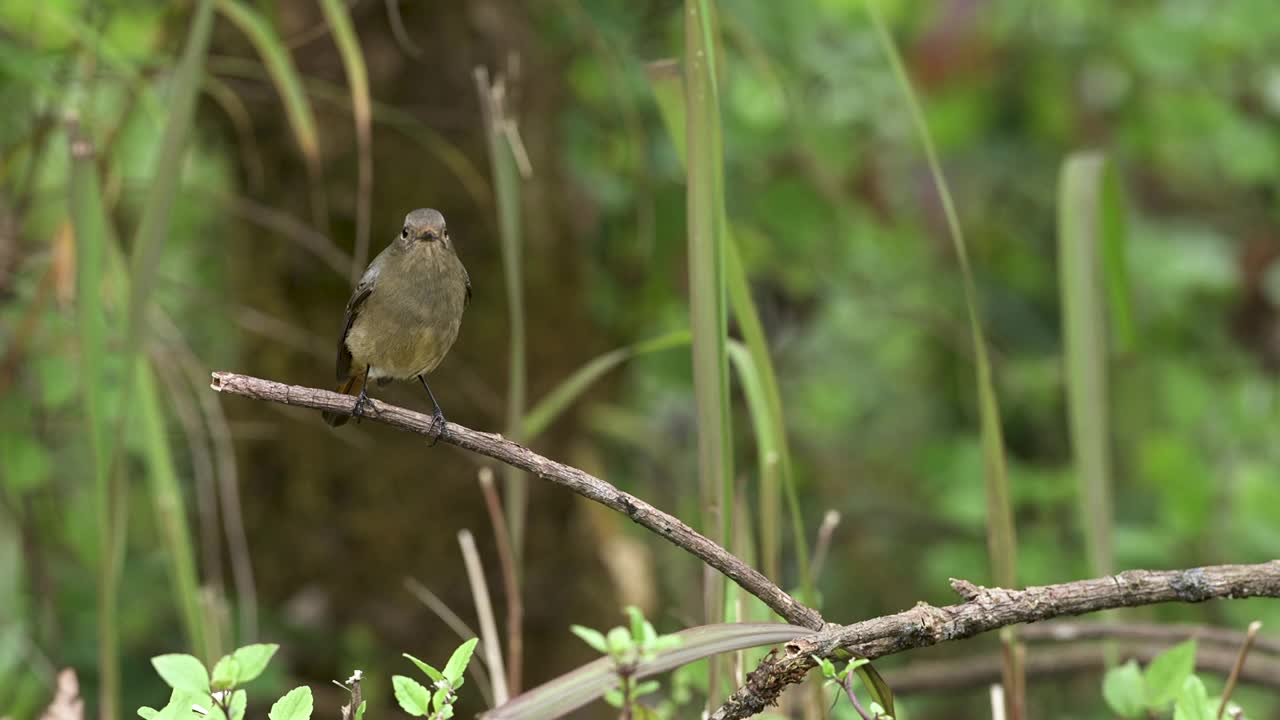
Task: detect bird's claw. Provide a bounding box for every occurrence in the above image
[427,408,447,446]
[351,389,370,423]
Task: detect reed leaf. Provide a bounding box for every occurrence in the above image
[317,0,372,281]
[521,330,691,442]
[864,1,1020,712]
[1058,152,1125,579]
[482,623,811,720]
[69,134,122,720]
[215,0,324,222]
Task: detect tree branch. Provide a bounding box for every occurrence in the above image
[208,371,825,630]
[710,563,1280,719]
[883,642,1280,694]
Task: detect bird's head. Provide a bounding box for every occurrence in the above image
[399,208,452,250]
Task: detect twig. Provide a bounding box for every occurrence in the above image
[1021,620,1280,655]
[478,468,523,694]
[208,372,825,630]
[710,565,1280,719]
[459,529,510,705]
[1217,621,1261,719]
[882,642,1280,694]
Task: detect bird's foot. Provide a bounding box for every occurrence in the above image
[427,407,448,446]
[351,388,370,423]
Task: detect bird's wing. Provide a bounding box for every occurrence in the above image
[335,257,383,381]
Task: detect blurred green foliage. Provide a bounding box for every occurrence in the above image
[2,1,1279,719]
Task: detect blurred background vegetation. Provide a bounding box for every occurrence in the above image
[2,0,1279,718]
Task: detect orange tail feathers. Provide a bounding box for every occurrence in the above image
[321,374,358,427]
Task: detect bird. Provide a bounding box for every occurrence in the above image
[321,208,470,437]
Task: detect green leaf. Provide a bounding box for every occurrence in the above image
[353,701,365,720]
[1058,151,1122,579]
[1146,640,1197,707]
[606,627,633,656]
[402,653,445,684]
[268,686,313,720]
[154,690,203,720]
[137,707,158,719]
[626,606,646,643]
[633,680,660,697]
[649,635,683,652]
[1173,675,1210,720]
[442,638,478,686]
[214,0,321,174]
[211,656,240,690]
[521,331,690,440]
[231,644,279,684]
[853,661,895,719]
[432,687,451,714]
[391,676,431,717]
[1102,660,1147,717]
[228,690,247,720]
[603,688,624,708]
[811,656,836,679]
[151,654,210,693]
[570,626,608,654]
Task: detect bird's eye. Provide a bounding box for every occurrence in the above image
[401,227,409,239]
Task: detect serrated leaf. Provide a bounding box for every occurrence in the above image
[570,626,608,654]
[268,686,313,720]
[403,653,445,684]
[231,643,279,684]
[211,656,240,690]
[1173,675,1210,720]
[228,691,247,720]
[442,638,478,686]
[137,707,158,719]
[1146,639,1197,707]
[151,654,210,693]
[1103,660,1146,717]
[156,690,203,720]
[391,676,431,717]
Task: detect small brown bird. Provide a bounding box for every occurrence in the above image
[321,208,470,435]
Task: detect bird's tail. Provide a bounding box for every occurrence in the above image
[321,374,358,427]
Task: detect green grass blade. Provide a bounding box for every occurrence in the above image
[725,237,807,596]
[124,0,214,368]
[648,60,807,598]
[68,132,122,720]
[317,0,372,282]
[215,0,325,223]
[864,1,1020,711]
[645,60,687,166]
[521,330,691,441]
[685,0,735,704]
[685,0,733,615]
[137,357,208,658]
[1058,152,1120,579]
[475,68,529,563]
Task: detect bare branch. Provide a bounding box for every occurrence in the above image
[208,371,825,630]
[710,563,1280,719]
[885,642,1280,694]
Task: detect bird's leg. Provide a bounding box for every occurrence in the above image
[351,366,372,422]
[418,375,447,444]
